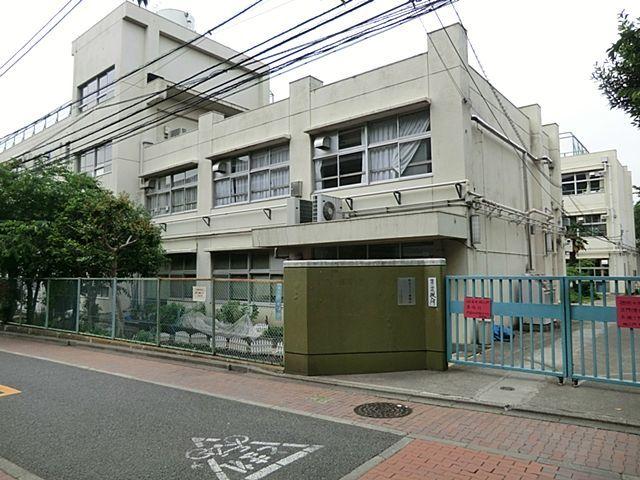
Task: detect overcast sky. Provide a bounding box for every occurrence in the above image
[0,0,637,185]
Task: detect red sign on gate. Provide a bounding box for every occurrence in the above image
[616,295,640,329]
[464,297,492,319]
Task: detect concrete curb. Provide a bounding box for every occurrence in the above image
[2,328,639,434]
[0,457,44,480]
[0,326,282,375]
[340,437,413,480]
[268,371,640,434]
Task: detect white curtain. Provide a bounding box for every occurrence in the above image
[270,167,290,196]
[250,170,270,200]
[399,111,430,137]
[251,150,269,169]
[231,176,248,202]
[368,118,397,144]
[270,146,289,165]
[399,140,428,176]
[214,178,230,205]
[369,145,398,182]
[184,186,197,210]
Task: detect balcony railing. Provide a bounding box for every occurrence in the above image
[0,101,73,154]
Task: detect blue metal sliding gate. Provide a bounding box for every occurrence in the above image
[446,275,640,387]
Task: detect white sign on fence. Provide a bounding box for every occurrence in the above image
[427,277,438,308]
[192,286,207,302]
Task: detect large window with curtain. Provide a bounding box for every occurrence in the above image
[146,168,198,217]
[214,145,289,206]
[313,109,431,190]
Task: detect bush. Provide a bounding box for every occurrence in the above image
[215,301,258,323]
[159,303,185,326]
[133,329,154,343]
[261,325,284,340]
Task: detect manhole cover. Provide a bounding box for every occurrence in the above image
[353,402,412,418]
[500,386,515,391]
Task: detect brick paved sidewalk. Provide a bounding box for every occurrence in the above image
[0,335,638,480]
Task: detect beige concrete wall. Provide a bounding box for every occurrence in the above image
[562,149,638,276]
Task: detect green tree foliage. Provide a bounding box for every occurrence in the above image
[593,12,640,127]
[0,160,165,323]
[565,224,588,263]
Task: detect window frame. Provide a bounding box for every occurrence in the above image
[213,145,290,207]
[79,67,115,112]
[78,143,112,178]
[561,170,604,196]
[568,214,607,237]
[212,251,283,304]
[146,167,198,218]
[313,110,432,192]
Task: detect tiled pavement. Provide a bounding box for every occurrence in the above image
[0,334,638,480]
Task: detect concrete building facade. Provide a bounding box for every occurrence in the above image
[560,134,638,277]
[0,3,566,284]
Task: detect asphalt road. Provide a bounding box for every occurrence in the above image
[0,352,399,480]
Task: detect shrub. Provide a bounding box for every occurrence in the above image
[133,329,154,343]
[159,303,185,326]
[215,300,258,323]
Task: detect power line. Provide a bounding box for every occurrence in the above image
[23,0,367,158]
[36,0,455,167]
[52,0,455,163]
[0,0,266,145]
[66,2,436,166]
[0,0,85,80]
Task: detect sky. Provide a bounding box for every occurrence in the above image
[0,0,637,185]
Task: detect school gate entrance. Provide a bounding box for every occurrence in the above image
[446,275,640,387]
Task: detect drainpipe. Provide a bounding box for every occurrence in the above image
[522,152,533,272]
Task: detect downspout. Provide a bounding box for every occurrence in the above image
[521,152,533,272]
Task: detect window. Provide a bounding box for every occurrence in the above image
[575,259,609,277]
[568,214,607,237]
[159,253,197,299]
[146,168,197,217]
[79,67,115,111]
[562,170,604,195]
[214,145,289,206]
[78,143,112,177]
[313,110,431,190]
[212,251,283,303]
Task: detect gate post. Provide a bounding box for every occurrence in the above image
[445,277,451,362]
[561,277,573,382]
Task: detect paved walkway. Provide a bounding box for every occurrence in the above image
[0,334,638,480]
[323,366,640,428]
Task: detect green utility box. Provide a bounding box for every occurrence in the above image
[284,259,447,376]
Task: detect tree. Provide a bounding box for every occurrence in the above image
[593,11,640,127]
[0,160,165,324]
[565,223,588,263]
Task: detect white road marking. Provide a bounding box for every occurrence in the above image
[187,435,323,479]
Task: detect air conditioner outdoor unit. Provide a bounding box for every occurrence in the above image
[212,162,226,175]
[168,127,188,138]
[286,197,313,225]
[312,194,343,222]
[139,178,156,189]
[313,135,331,151]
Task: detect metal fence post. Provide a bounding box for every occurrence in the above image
[211,277,216,355]
[156,279,161,346]
[111,278,117,339]
[445,277,451,362]
[75,278,81,333]
[561,277,573,382]
[45,279,50,329]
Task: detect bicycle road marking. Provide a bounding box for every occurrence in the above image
[186,435,323,480]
